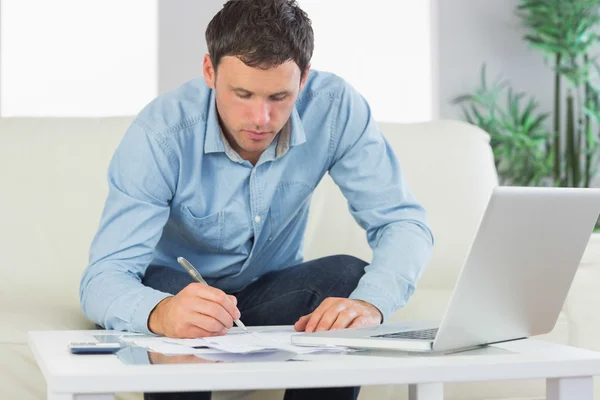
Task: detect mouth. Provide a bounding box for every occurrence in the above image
[243,130,272,140]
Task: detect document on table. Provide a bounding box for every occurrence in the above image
[120,327,348,355]
[118,337,226,355]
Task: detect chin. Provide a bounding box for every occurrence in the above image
[242,138,271,150]
[244,144,270,154]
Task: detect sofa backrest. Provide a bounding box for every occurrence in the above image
[0,117,131,314]
[304,120,499,290]
[0,117,497,321]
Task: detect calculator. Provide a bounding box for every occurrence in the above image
[68,342,122,354]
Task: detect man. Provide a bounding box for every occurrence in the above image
[80,0,434,399]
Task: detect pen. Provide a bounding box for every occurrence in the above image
[177,256,248,332]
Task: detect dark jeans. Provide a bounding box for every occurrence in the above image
[142,255,367,400]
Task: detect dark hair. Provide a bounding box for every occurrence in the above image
[206,0,314,78]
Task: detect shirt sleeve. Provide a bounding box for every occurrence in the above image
[327,81,435,321]
[79,119,178,334]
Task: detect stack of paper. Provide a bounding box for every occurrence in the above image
[120,327,348,356]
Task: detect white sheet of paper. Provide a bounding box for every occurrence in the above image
[119,337,223,355]
[160,337,209,348]
[124,327,349,355]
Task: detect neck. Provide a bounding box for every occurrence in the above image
[218,119,263,165]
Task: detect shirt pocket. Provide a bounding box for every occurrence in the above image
[177,206,224,253]
[270,181,314,237]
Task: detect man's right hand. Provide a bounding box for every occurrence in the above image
[148,283,241,338]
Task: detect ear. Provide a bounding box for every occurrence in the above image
[203,54,216,89]
[299,64,311,92]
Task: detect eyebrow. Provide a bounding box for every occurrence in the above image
[229,85,292,97]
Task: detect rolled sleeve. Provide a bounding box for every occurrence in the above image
[329,81,434,317]
[79,120,179,333]
[130,288,174,334]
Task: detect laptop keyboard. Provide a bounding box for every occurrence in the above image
[373,328,439,341]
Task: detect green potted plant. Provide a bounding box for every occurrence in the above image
[453,0,600,233]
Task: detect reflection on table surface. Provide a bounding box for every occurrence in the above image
[116,345,303,365]
[102,333,514,366]
[148,352,223,364]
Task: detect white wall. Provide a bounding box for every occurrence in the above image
[0,0,554,122]
[0,0,158,117]
[158,0,224,95]
[300,1,433,123]
[0,1,436,121]
[0,0,2,114]
[436,0,553,120]
[158,1,434,123]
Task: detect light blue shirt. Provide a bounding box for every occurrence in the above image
[80,70,434,334]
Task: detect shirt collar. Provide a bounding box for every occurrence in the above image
[204,90,225,154]
[276,107,306,158]
[204,89,307,159]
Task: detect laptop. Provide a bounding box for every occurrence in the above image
[292,186,600,353]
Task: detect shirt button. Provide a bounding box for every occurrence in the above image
[254,216,261,223]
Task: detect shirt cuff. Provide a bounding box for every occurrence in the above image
[130,288,173,335]
[349,282,410,323]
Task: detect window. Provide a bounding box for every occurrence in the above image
[0,0,158,117]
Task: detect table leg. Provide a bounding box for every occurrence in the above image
[47,393,115,400]
[408,383,443,400]
[547,376,593,400]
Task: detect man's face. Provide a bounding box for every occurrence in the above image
[203,55,309,163]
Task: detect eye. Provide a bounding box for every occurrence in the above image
[271,95,288,102]
[237,93,251,99]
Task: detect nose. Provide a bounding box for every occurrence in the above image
[251,101,270,127]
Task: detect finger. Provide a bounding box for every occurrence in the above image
[305,301,333,333]
[347,315,380,329]
[187,313,229,334]
[186,326,227,338]
[228,295,238,307]
[294,313,312,331]
[171,318,227,338]
[314,303,345,332]
[330,308,359,330]
[192,299,235,329]
[189,284,240,319]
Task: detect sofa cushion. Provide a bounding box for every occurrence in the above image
[0,117,131,316]
[0,301,94,344]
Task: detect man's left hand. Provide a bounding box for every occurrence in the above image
[294,297,382,333]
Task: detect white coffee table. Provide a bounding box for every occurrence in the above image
[29,328,600,400]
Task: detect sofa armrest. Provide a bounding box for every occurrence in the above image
[579,234,600,272]
[562,234,600,350]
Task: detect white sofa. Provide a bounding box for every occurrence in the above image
[1,117,600,400]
